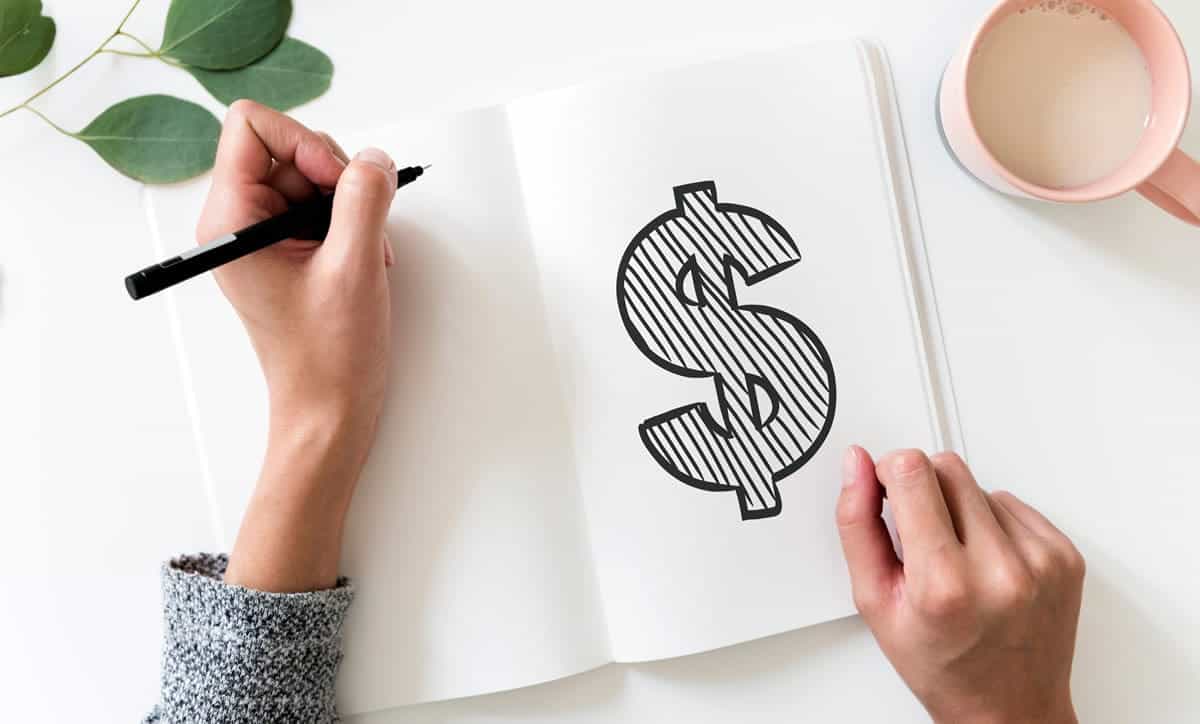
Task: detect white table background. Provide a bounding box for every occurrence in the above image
[2,1,1197,722]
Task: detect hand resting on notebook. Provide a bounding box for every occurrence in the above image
[147,103,1084,723]
[838,446,1085,724]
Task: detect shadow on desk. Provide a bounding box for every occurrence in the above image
[1010,120,1200,295]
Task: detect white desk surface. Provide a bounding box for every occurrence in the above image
[1,1,1197,722]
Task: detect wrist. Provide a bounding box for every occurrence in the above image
[261,400,378,507]
[225,403,378,592]
[268,384,381,433]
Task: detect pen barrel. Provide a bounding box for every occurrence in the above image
[125,164,429,301]
[281,192,337,241]
[124,194,337,300]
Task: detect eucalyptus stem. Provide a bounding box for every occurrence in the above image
[103,32,185,68]
[0,45,102,120]
[0,0,147,122]
[20,104,77,138]
[116,31,158,56]
[115,0,145,32]
[100,48,154,59]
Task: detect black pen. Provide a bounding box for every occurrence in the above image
[125,165,429,300]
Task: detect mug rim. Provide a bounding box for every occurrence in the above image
[953,0,1191,202]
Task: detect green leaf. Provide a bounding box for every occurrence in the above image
[0,0,55,77]
[160,0,291,70]
[77,95,221,184]
[186,37,332,110]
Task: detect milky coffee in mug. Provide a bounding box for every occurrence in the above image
[939,0,1200,226]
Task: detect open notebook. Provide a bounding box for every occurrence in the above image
[145,38,960,714]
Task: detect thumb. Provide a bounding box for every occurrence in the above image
[321,147,397,271]
[835,445,901,618]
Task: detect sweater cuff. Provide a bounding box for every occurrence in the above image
[154,553,354,723]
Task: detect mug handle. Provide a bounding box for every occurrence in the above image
[1137,148,1200,226]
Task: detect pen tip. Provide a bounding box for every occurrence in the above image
[422,164,432,170]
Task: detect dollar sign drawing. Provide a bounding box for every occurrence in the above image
[615,181,836,520]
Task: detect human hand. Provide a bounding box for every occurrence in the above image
[196,100,399,592]
[836,447,1085,724]
[197,99,396,426]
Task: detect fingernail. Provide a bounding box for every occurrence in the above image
[842,446,858,488]
[355,147,395,172]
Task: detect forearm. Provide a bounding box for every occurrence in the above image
[144,407,374,722]
[224,402,376,592]
[145,104,392,722]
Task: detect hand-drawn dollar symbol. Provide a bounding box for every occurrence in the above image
[616,181,836,520]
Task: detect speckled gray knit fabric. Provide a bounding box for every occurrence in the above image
[142,553,354,723]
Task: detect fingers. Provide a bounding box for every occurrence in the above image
[990,491,1086,585]
[268,132,397,264]
[929,452,1006,551]
[322,147,397,271]
[316,133,394,266]
[836,446,901,615]
[876,449,961,562]
[317,131,349,166]
[213,100,345,189]
[266,161,319,203]
[985,493,1046,574]
[985,492,1030,541]
[990,491,1064,542]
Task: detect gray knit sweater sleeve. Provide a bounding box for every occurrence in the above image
[143,554,354,723]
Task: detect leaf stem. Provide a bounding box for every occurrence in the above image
[115,0,145,34]
[104,33,185,68]
[100,48,155,59]
[20,104,77,139]
[115,31,158,56]
[2,47,103,117]
[0,0,148,120]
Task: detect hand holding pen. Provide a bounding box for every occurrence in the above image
[190,100,400,592]
[125,110,426,300]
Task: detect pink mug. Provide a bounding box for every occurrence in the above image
[939,0,1200,226]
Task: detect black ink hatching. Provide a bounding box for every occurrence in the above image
[615,181,836,520]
